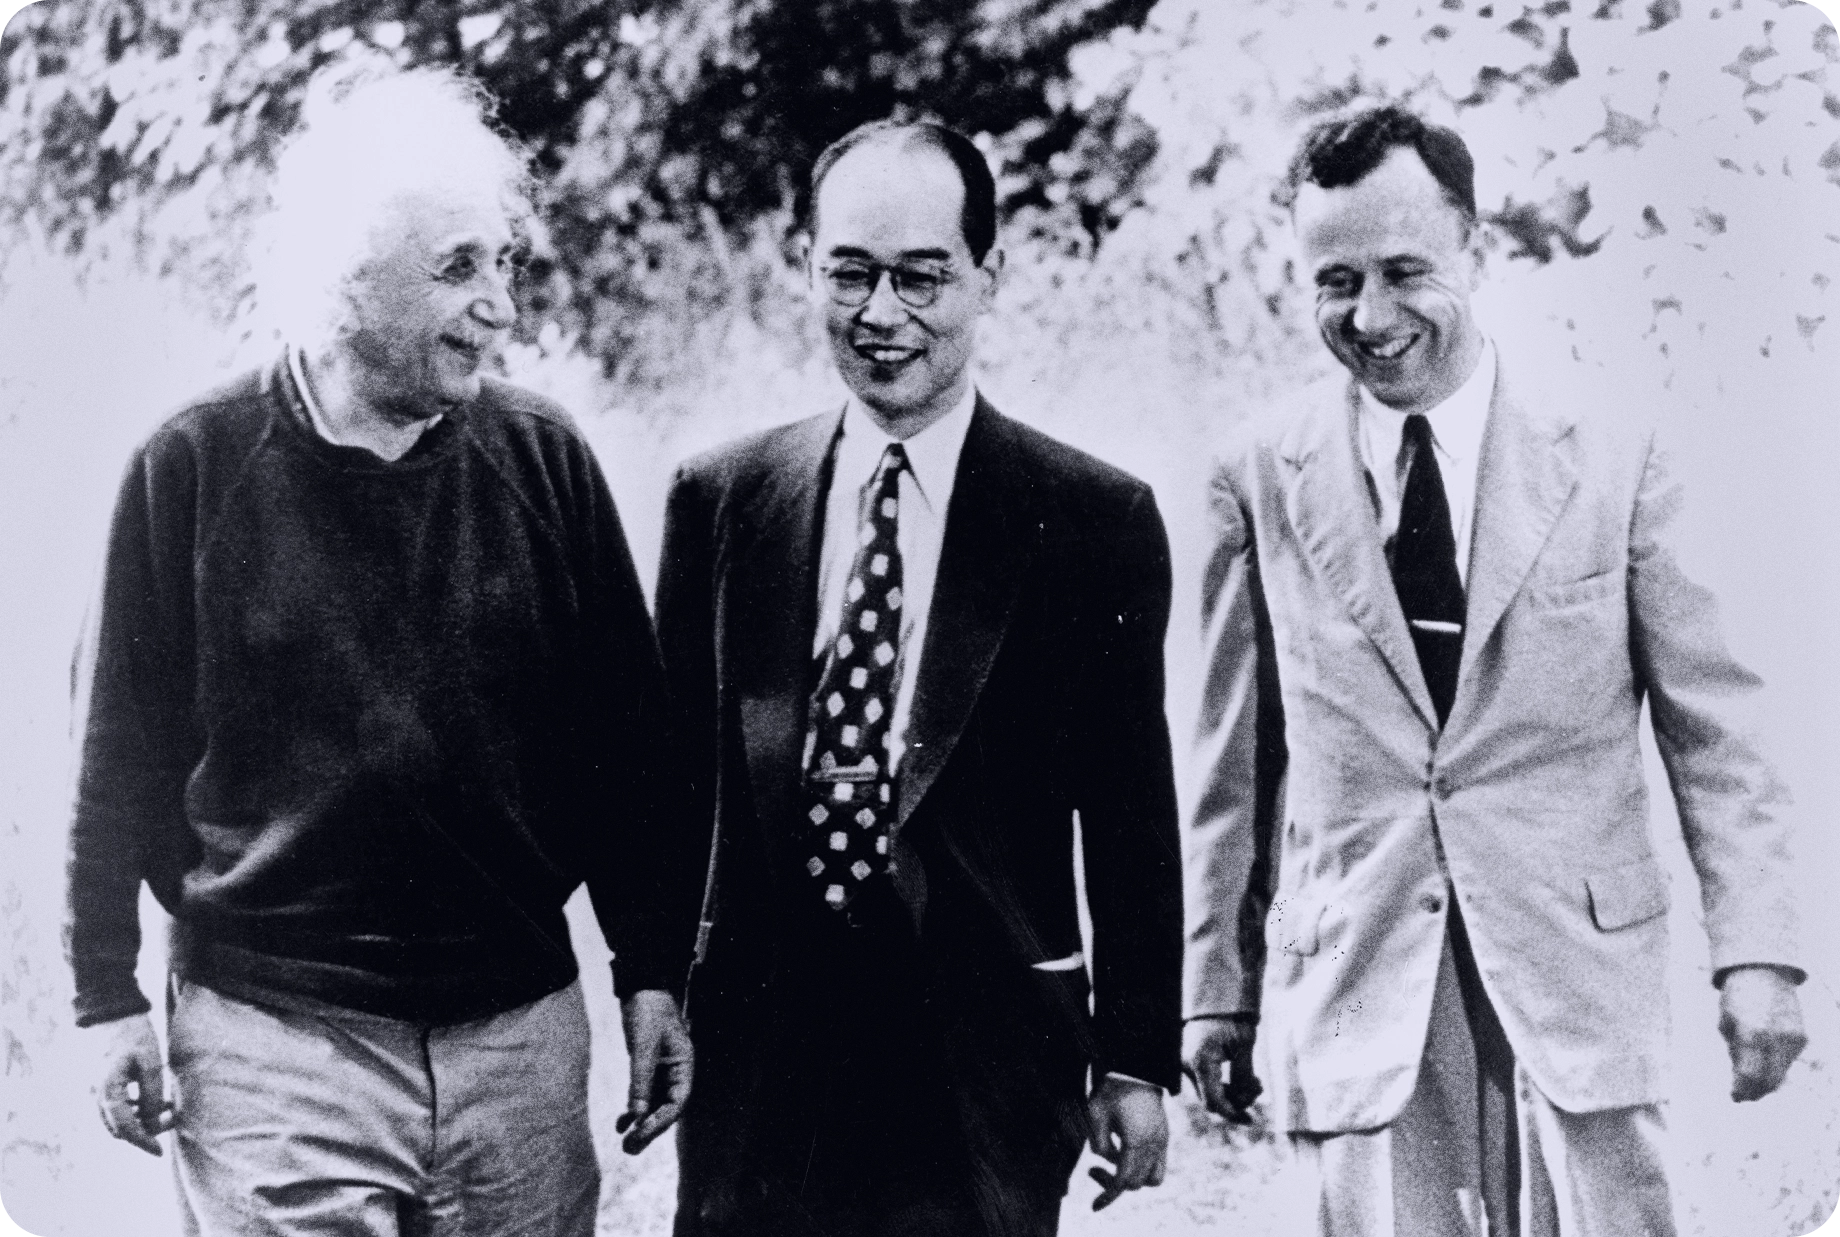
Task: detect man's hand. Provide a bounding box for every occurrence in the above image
[93,1014,172,1155]
[1182,1015,1261,1123]
[1718,965,1807,1102]
[1084,1076,1168,1211]
[615,989,693,1154]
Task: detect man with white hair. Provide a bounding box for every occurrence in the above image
[63,68,700,1235]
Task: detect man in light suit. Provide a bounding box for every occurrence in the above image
[655,120,1183,1237]
[1182,106,1808,1236]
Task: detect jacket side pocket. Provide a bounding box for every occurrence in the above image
[1585,860,1670,931]
[1273,898,1324,957]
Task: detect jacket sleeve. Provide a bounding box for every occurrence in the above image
[649,463,723,976]
[1075,483,1184,1093]
[65,442,202,1027]
[654,465,720,842]
[1182,446,1284,1021]
[570,445,706,999]
[1626,429,1800,980]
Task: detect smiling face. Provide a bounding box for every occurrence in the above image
[339,188,519,424]
[1294,146,1484,413]
[808,140,1000,439]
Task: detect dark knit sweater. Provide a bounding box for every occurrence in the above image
[65,355,700,1027]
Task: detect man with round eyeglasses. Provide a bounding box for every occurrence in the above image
[656,118,1184,1237]
[818,258,955,310]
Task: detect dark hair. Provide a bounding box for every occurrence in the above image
[1281,106,1476,226]
[806,120,998,265]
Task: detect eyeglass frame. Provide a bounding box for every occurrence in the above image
[817,259,961,310]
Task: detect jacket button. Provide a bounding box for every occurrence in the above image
[1421,893,1444,914]
[1432,776,1453,799]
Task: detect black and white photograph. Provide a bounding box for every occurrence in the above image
[2,1,1838,1235]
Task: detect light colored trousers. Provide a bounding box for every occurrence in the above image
[1294,924,1675,1237]
[167,976,600,1237]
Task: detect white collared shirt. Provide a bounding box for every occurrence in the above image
[812,384,978,776]
[288,346,442,454]
[288,347,342,442]
[1356,338,1497,587]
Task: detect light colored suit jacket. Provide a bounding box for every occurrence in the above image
[1184,347,1799,1133]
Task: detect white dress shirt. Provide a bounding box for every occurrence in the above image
[289,347,344,440]
[289,346,442,455]
[1356,338,1497,587]
[812,383,978,777]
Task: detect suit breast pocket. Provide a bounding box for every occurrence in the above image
[1526,567,1622,610]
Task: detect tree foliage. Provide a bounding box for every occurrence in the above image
[0,0,1159,379]
[3,0,1834,402]
[1019,0,1840,404]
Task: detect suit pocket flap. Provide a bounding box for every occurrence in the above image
[1585,861,1670,931]
[1273,898,1323,957]
[1527,568,1621,609]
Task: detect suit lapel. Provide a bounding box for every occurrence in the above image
[735,411,841,846]
[1281,382,1438,730]
[1457,359,1580,691]
[897,399,1029,830]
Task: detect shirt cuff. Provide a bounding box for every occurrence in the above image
[1713,962,1807,988]
[1102,1071,1165,1094]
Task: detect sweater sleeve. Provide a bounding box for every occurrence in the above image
[567,443,705,1000]
[65,440,203,1027]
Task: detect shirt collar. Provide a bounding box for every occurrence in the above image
[838,382,979,509]
[287,346,338,441]
[287,345,445,447]
[1358,337,1497,463]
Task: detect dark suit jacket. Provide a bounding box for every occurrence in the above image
[656,397,1182,1234]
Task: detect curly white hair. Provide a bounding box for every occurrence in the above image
[254,65,534,350]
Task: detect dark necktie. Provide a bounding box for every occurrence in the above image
[803,443,907,911]
[1391,414,1465,726]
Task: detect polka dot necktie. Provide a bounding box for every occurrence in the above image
[803,442,907,912]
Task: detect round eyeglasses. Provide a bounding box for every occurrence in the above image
[819,262,952,310]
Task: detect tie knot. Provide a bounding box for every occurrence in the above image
[877,442,909,477]
[1403,414,1436,452]
[867,442,909,499]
